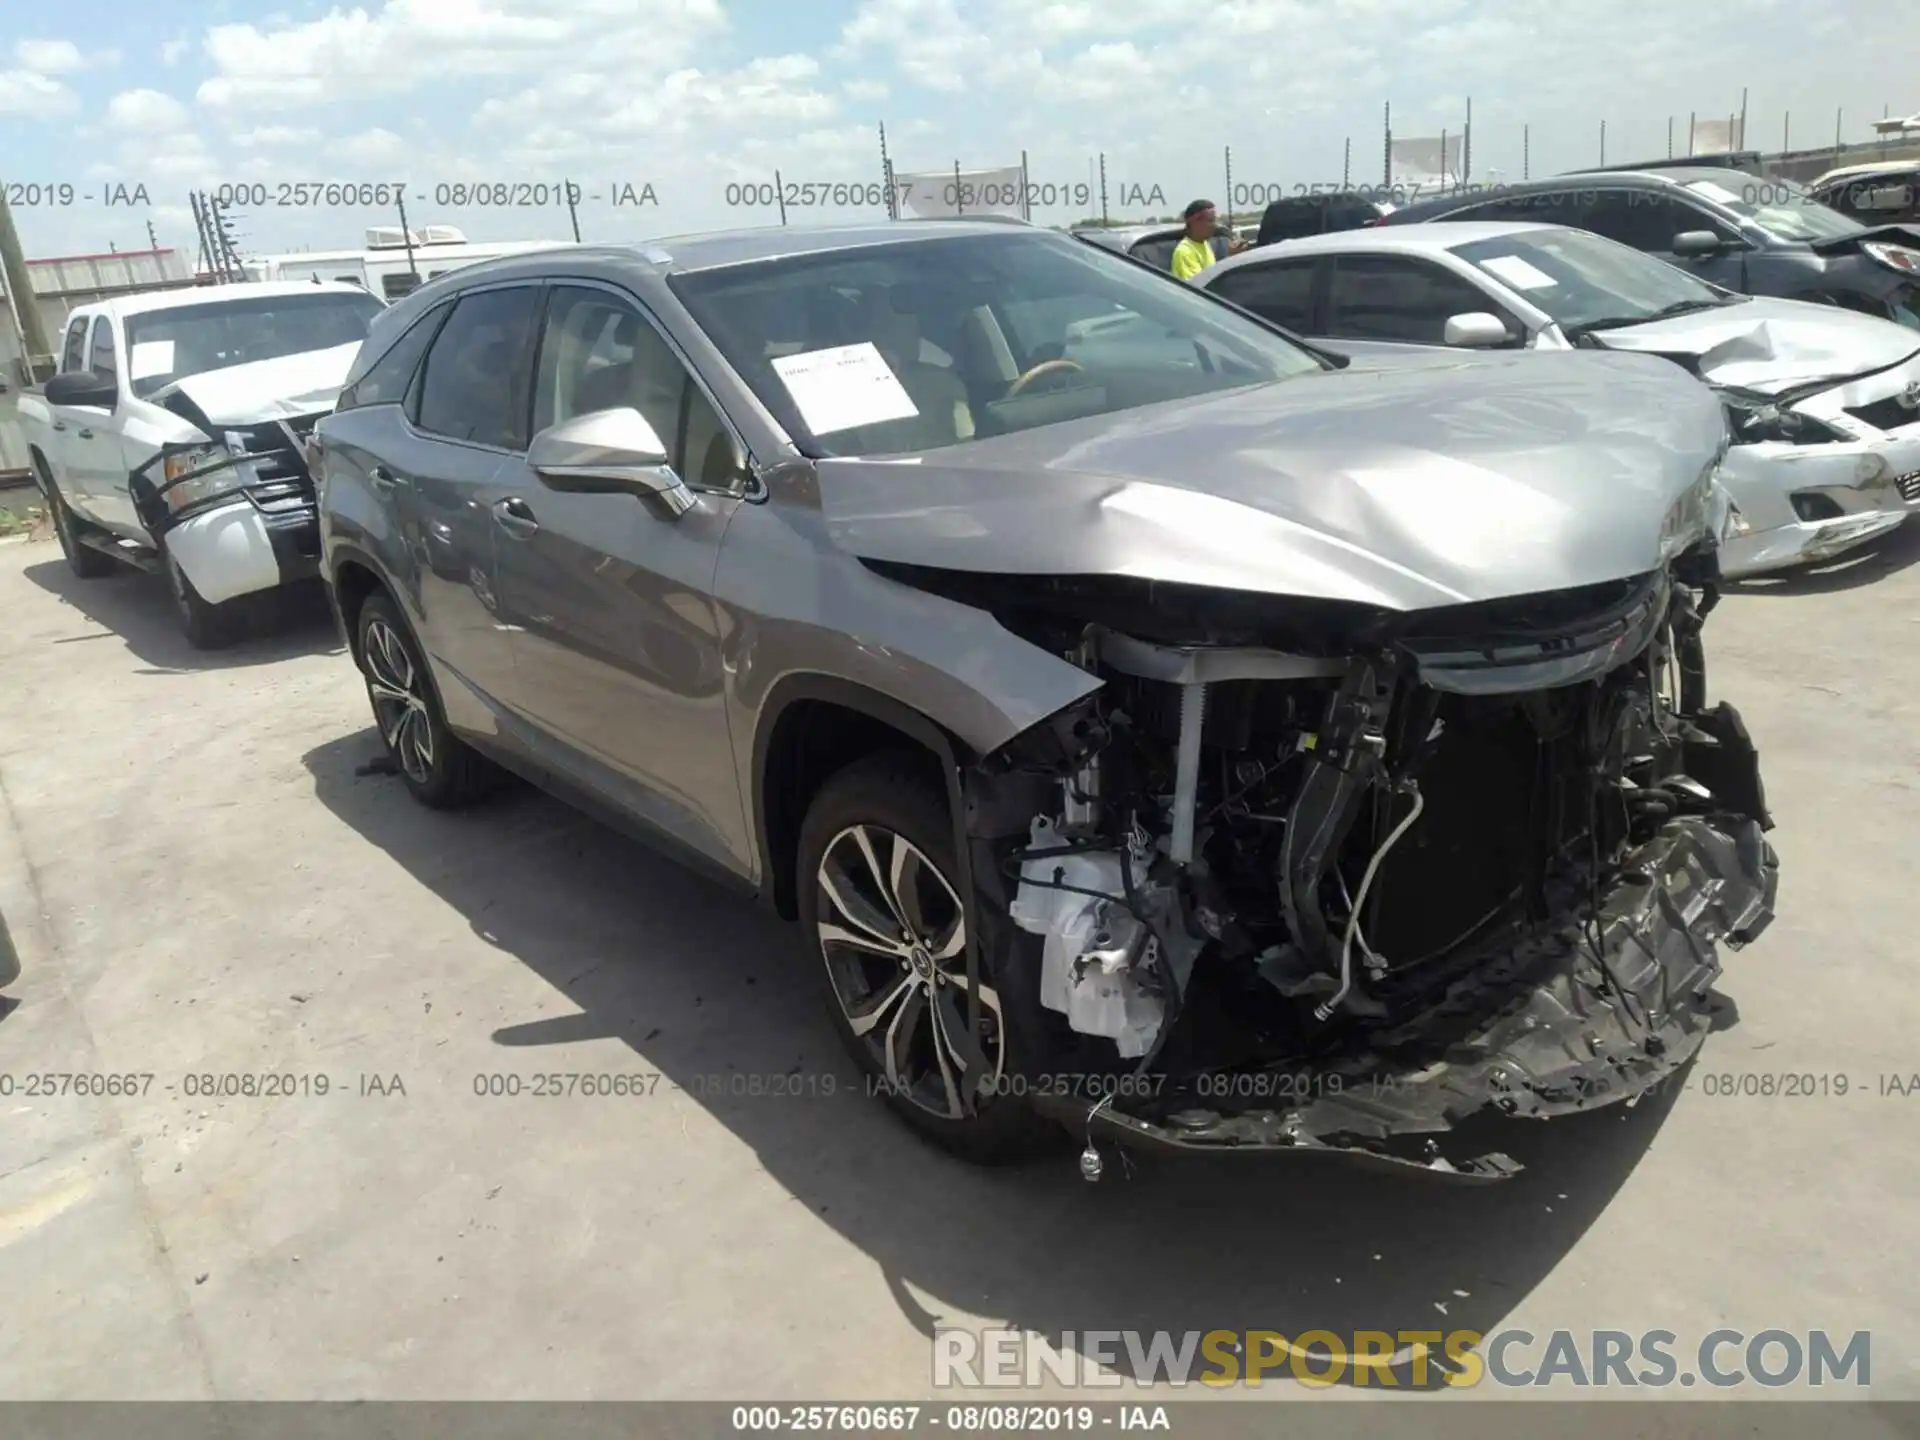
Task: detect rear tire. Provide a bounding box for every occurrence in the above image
[356,591,500,809]
[48,482,116,580]
[796,752,1060,1164]
[163,546,242,650]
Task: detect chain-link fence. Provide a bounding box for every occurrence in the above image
[867,99,1920,233]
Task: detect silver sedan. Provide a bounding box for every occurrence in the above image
[1200,220,1920,578]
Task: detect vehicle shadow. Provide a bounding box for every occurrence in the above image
[303,726,1688,1392]
[21,557,343,672]
[1723,515,1920,597]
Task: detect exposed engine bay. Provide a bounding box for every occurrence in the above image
[928,555,1780,1178]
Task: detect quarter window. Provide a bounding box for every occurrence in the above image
[88,318,119,385]
[338,301,452,412]
[61,316,89,374]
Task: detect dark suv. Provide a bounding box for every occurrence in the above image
[1379,167,1920,327]
[1253,191,1394,245]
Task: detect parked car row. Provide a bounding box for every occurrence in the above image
[18,220,1788,1182]
[1375,167,1920,327]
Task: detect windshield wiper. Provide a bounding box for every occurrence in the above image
[1641,297,1735,320]
[1568,297,1732,339]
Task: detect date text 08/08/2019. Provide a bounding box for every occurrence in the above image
[723,180,1119,210]
[208,181,659,209]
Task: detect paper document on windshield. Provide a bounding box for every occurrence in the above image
[771,343,918,436]
[1480,255,1558,291]
[1686,181,1745,207]
[129,340,175,380]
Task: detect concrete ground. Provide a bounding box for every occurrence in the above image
[0,523,1917,1404]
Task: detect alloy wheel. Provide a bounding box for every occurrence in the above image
[814,823,1004,1119]
[363,616,435,784]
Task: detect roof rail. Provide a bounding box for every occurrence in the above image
[1563,152,1766,176]
[901,212,1034,225]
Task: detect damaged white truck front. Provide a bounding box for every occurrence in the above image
[18,281,385,648]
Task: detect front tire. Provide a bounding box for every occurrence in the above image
[796,752,1058,1163]
[49,483,116,580]
[356,592,499,809]
[163,546,242,650]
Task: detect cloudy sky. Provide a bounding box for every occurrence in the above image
[2,0,1914,260]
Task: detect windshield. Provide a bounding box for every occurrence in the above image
[1683,176,1864,243]
[124,291,386,398]
[668,231,1325,457]
[1450,227,1732,332]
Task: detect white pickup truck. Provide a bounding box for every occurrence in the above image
[19,281,385,647]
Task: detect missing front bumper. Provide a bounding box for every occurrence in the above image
[1036,813,1779,1181]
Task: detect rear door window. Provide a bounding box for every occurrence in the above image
[1326,254,1511,344]
[1207,258,1319,331]
[1579,191,1727,252]
[1129,236,1180,271]
[411,286,543,450]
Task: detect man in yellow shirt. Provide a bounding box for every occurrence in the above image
[1170,199,1245,280]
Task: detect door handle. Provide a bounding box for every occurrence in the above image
[50,420,67,432]
[492,497,540,538]
[368,464,409,489]
[77,427,95,439]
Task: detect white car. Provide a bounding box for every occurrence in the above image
[1196,221,1920,578]
[18,281,385,646]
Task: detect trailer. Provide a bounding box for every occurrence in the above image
[241,225,575,300]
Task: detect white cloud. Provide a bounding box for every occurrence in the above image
[332,127,410,166]
[14,39,85,74]
[197,0,728,110]
[232,124,324,148]
[477,50,838,154]
[6,0,1918,253]
[836,0,1000,92]
[101,87,218,188]
[0,69,77,115]
[105,88,192,132]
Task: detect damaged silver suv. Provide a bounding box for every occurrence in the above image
[314,220,1778,1178]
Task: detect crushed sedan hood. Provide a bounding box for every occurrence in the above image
[1587,295,1920,394]
[818,350,1725,612]
[150,342,361,428]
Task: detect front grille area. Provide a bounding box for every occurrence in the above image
[1895,469,1920,503]
[1845,396,1920,433]
[234,416,321,508]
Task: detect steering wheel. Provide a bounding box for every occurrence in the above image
[1006,357,1085,397]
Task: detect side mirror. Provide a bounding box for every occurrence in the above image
[1671,230,1724,258]
[45,369,118,409]
[1443,311,1513,348]
[527,407,694,516]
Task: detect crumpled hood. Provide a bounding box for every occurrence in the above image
[1588,296,1920,394]
[817,349,1726,612]
[150,342,361,426]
